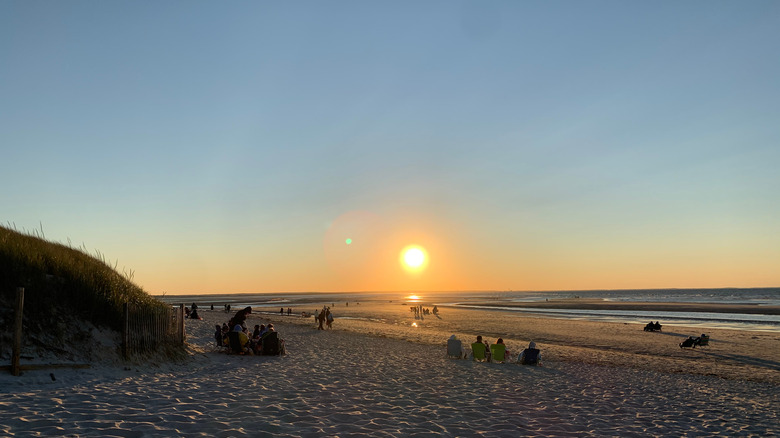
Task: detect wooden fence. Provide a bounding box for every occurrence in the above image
[122,303,185,358]
[7,288,186,375]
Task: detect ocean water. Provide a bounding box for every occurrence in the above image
[157,288,780,332]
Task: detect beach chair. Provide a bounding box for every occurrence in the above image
[490,344,506,363]
[447,338,465,359]
[471,342,487,361]
[261,331,285,356]
[227,331,249,354]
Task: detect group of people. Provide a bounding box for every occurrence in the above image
[215,306,286,355]
[184,302,201,320]
[679,333,709,349]
[314,306,334,330]
[447,335,542,366]
[410,305,439,318]
[643,321,663,332]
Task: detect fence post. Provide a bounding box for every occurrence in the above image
[11,287,24,376]
[179,304,185,344]
[122,302,129,360]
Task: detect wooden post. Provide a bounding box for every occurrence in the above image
[11,287,24,376]
[122,302,129,360]
[179,304,185,344]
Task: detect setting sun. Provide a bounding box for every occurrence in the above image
[400,245,428,273]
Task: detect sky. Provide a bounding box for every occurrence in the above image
[2,1,779,294]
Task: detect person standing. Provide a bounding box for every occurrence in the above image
[326,309,334,329]
[317,308,326,330]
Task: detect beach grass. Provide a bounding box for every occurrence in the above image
[0,224,167,332]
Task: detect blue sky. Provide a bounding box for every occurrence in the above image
[2,1,779,293]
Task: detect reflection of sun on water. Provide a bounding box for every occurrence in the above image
[411,322,418,327]
[406,294,421,302]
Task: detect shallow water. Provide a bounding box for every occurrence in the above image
[160,288,780,332]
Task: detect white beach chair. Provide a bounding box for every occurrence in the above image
[447,337,466,359]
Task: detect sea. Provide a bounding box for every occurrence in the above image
[157,288,780,332]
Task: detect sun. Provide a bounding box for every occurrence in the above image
[405,248,425,267]
[400,245,428,272]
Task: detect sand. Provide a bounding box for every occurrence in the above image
[1,299,778,437]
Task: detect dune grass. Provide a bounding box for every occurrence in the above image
[0,224,168,333]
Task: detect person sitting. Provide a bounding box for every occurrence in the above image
[679,336,696,348]
[261,323,273,337]
[490,338,510,363]
[694,334,710,347]
[644,321,655,332]
[228,306,252,331]
[653,321,662,331]
[471,336,488,361]
[496,338,510,357]
[518,341,542,366]
[260,326,286,355]
[447,335,466,359]
[227,325,252,354]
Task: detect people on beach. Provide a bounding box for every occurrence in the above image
[489,338,509,363]
[644,321,663,332]
[317,307,326,330]
[228,306,252,330]
[447,334,465,359]
[679,336,697,349]
[471,336,488,361]
[257,324,286,355]
[518,341,542,366]
[326,309,334,329]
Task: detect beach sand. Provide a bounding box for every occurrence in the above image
[1,300,778,436]
[277,299,780,385]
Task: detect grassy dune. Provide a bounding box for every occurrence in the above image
[0,225,167,332]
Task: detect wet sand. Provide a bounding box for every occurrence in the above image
[465,298,780,315]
